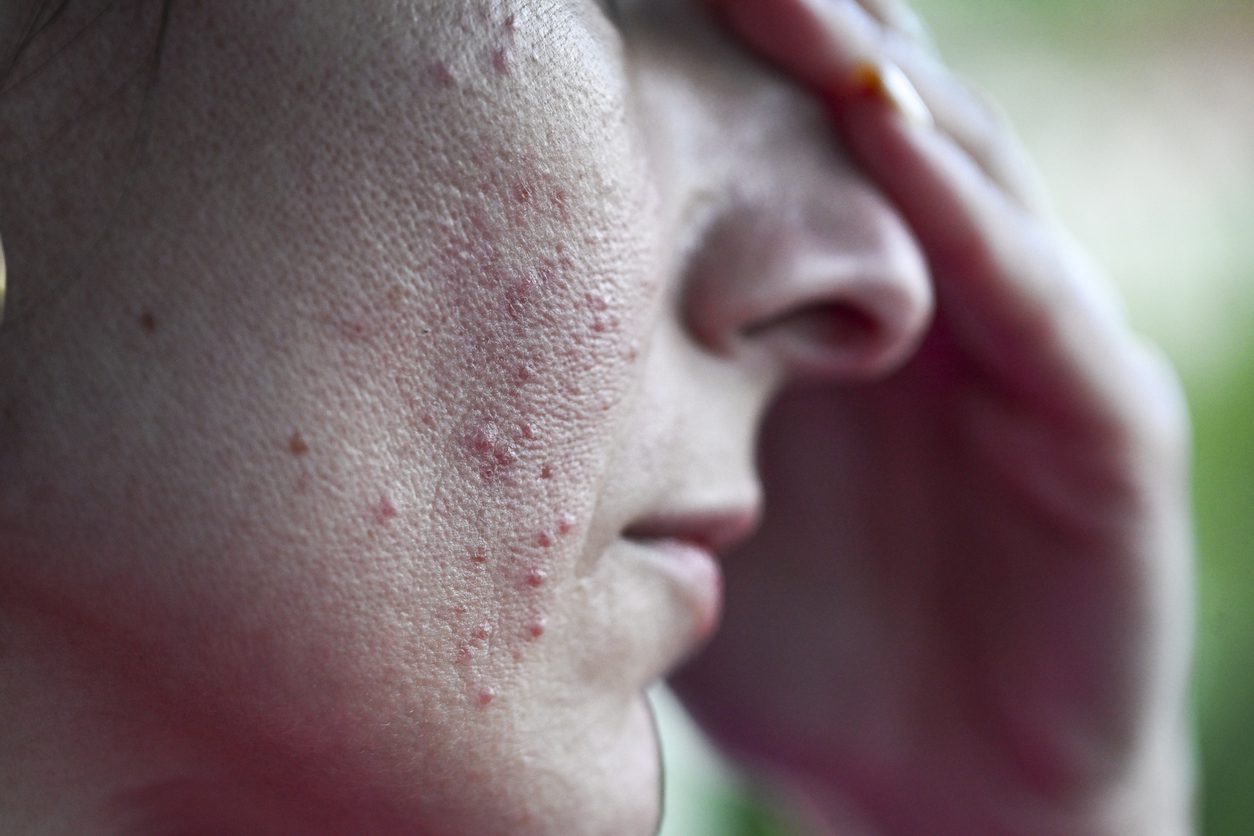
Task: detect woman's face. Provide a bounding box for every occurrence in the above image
[0,0,929,831]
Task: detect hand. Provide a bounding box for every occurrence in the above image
[672,2,1195,833]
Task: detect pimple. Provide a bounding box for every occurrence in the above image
[528,619,546,639]
[556,513,575,536]
[138,310,158,334]
[534,532,552,548]
[524,569,547,589]
[420,413,436,428]
[477,687,496,708]
[372,496,398,524]
[456,645,474,665]
[516,363,536,383]
[470,550,489,565]
[491,46,510,76]
[590,314,619,333]
[338,319,370,343]
[463,420,519,481]
[288,431,310,456]
[428,60,456,88]
[472,622,494,641]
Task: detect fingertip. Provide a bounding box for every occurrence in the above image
[849,59,934,129]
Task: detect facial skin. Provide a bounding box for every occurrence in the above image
[0,1,932,833]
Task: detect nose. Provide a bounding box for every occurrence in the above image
[682,157,934,383]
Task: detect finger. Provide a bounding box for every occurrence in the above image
[712,0,1148,434]
[855,0,934,48]
[882,36,1054,216]
[709,0,1049,214]
[838,87,1143,431]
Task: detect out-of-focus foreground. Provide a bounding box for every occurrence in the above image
[658,1,1254,833]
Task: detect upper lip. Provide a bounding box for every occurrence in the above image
[621,504,762,556]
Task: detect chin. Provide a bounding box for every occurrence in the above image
[523,693,664,836]
[387,691,663,836]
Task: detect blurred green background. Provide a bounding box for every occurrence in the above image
[656,1,1254,833]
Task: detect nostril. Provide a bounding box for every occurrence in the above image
[744,301,881,351]
[742,300,912,380]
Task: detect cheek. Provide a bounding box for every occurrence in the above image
[408,149,659,666]
[301,74,664,706]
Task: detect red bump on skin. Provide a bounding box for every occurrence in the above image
[557,514,575,536]
[470,551,488,565]
[428,60,456,88]
[477,687,496,708]
[525,569,547,589]
[288,431,310,456]
[456,646,474,665]
[373,496,398,524]
[528,621,546,639]
[472,622,494,641]
[492,46,510,76]
[464,420,519,481]
[512,182,532,205]
[421,413,436,428]
[534,532,552,548]
[586,294,608,312]
[590,314,620,333]
[516,364,536,383]
[340,319,370,343]
[539,464,553,480]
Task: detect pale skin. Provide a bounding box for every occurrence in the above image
[0,1,1192,834]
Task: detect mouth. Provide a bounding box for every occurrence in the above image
[622,507,762,555]
[620,506,762,647]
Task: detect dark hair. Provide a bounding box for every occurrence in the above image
[2,0,172,105]
[2,1,72,86]
[0,0,173,329]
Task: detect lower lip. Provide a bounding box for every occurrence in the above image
[625,537,723,644]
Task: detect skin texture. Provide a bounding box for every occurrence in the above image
[0,0,1193,834]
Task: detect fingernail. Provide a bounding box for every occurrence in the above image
[851,59,933,129]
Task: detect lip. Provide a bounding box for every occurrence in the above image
[622,507,762,554]
[621,506,762,648]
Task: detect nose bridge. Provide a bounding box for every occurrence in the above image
[677,74,935,382]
